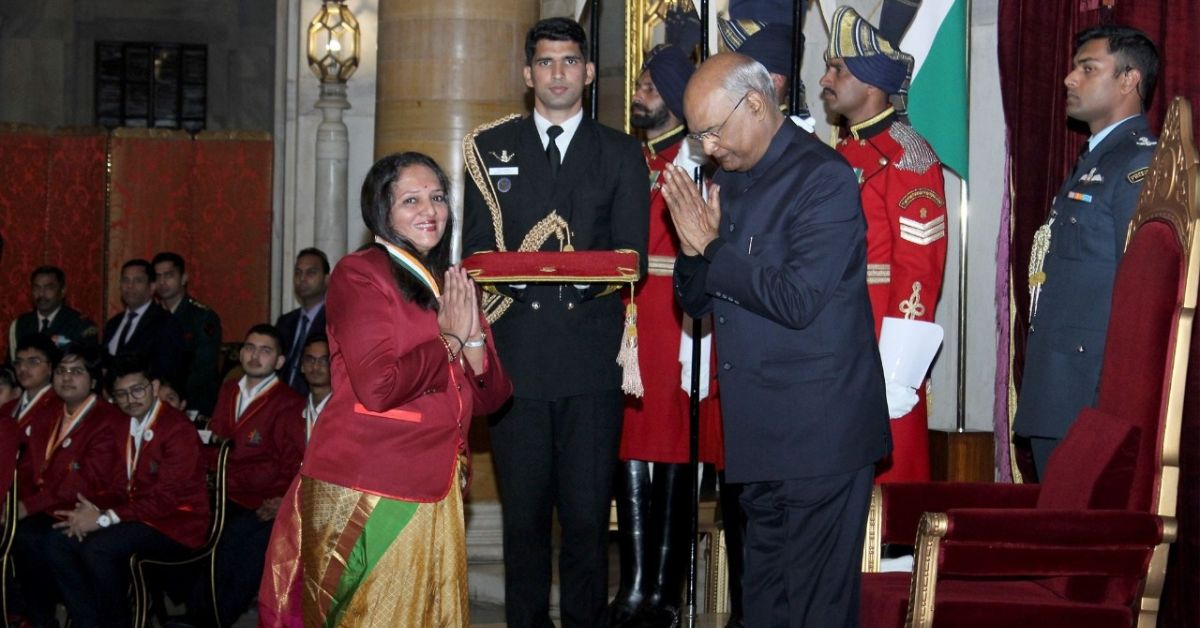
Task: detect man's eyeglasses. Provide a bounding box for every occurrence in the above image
[54,366,88,377]
[112,383,152,402]
[301,355,330,367]
[687,92,749,144]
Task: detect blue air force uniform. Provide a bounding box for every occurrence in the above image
[1014,115,1156,470]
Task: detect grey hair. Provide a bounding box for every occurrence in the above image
[721,57,777,105]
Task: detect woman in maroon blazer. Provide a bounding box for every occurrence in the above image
[261,152,512,627]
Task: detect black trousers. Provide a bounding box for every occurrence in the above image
[45,521,186,628]
[490,391,624,628]
[740,464,874,628]
[192,504,272,627]
[12,514,62,627]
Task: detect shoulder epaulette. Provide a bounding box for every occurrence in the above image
[463,113,522,254]
[888,122,938,175]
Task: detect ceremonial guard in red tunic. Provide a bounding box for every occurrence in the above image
[607,45,725,628]
[821,6,947,482]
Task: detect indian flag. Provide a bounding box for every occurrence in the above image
[900,0,969,181]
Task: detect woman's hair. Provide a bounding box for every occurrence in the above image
[360,152,454,310]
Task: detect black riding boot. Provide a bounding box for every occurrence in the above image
[630,462,690,628]
[719,471,747,628]
[609,460,651,626]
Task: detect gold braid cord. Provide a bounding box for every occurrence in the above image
[464,115,580,324]
[463,114,522,252]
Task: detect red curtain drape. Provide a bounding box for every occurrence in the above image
[999,3,1200,626]
[0,127,107,358]
[0,126,272,353]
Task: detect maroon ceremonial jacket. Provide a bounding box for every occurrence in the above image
[302,247,513,502]
[210,378,305,509]
[0,418,17,502]
[21,396,123,516]
[110,402,211,549]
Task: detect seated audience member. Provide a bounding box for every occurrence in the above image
[276,248,330,395]
[157,379,188,413]
[5,334,64,445]
[153,252,223,417]
[46,354,210,628]
[299,333,331,443]
[11,344,122,627]
[103,258,186,385]
[0,364,20,407]
[7,265,99,360]
[199,324,304,626]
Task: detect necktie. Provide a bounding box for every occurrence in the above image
[117,311,138,352]
[289,314,310,386]
[39,318,49,333]
[546,125,564,179]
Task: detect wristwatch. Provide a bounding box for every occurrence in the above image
[97,513,112,528]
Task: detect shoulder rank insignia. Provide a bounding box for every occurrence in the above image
[1136,137,1157,147]
[490,150,516,163]
[899,215,946,246]
[1127,167,1149,184]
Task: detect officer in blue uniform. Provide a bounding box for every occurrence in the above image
[1014,25,1160,477]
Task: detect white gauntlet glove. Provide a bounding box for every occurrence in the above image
[885,381,919,419]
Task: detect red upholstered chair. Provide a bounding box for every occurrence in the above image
[859,97,1200,628]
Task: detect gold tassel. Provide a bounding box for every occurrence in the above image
[617,292,643,397]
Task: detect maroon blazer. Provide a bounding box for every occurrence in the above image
[1,388,63,444]
[210,378,305,509]
[4,390,64,503]
[21,397,123,516]
[0,418,17,502]
[110,403,211,549]
[302,247,513,502]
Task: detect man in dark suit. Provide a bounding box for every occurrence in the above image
[275,247,329,395]
[7,265,99,360]
[103,259,186,387]
[153,251,223,417]
[1013,26,1159,478]
[461,17,649,628]
[662,53,890,627]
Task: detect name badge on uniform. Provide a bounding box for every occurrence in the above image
[488,167,519,176]
[1067,191,1093,203]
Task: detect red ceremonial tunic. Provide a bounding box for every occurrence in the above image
[837,108,947,483]
[111,402,211,549]
[21,395,123,516]
[210,378,306,509]
[620,127,724,466]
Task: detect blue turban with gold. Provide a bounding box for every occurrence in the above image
[825,6,913,96]
[643,44,695,121]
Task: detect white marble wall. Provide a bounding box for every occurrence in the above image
[271,0,379,318]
